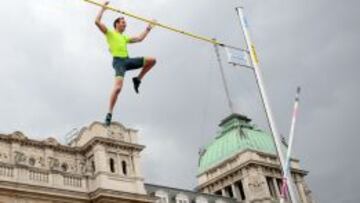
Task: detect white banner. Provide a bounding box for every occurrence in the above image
[225,47,252,68]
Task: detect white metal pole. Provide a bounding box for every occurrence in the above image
[285,87,301,172]
[235,7,299,203]
[280,87,301,203]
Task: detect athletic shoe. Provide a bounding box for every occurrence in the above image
[132,77,141,94]
[105,113,112,126]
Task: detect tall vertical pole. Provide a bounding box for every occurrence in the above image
[280,87,301,203]
[214,43,235,114]
[235,7,298,203]
[285,87,301,174]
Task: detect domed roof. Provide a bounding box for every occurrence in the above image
[198,114,281,174]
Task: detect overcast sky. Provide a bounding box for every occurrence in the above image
[0,0,359,202]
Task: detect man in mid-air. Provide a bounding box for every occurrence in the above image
[95,1,157,126]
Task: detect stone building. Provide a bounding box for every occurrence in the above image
[197,114,314,203]
[0,122,155,203]
[0,121,234,203]
[0,114,314,203]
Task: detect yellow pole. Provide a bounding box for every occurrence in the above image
[84,0,238,48]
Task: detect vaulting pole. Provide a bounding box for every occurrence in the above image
[84,0,243,50]
[235,7,299,203]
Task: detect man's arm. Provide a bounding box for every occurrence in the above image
[129,20,156,43]
[95,1,109,34]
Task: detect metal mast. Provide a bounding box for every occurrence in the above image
[235,7,299,203]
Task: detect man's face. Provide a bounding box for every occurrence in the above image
[116,18,127,32]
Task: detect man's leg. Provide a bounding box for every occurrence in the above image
[138,57,156,80]
[105,77,123,126]
[133,57,156,93]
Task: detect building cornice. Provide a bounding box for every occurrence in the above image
[197,148,301,177]
[89,188,156,203]
[196,158,308,190]
[82,136,145,154]
[0,133,145,155]
[0,133,79,153]
[0,180,89,202]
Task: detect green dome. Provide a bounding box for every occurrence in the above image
[198,114,279,174]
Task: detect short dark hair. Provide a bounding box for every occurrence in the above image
[113,17,125,28]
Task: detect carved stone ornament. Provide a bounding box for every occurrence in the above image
[48,157,60,169]
[29,157,36,166]
[38,157,45,167]
[0,153,9,161]
[248,175,265,194]
[14,151,27,164]
[80,161,86,173]
[108,130,125,141]
[10,131,27,140]
[61,162,68,172]
[44,137,60,146]
[84,161,94,173]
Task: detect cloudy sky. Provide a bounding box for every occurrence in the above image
[0,0,359,202]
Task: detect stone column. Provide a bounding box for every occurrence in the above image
[296,182,307,203]
[133,152,142,177]
[221,188,227,197]
[295,175,307,203]
[93,144,108,172]
[231,183,241,200]
[259,175,271,198]
[273,178,281,199]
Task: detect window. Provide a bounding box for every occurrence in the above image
[109,158,116,173]
[155,190,169,203]
[175,193,189,203]
[214,190,222,196]
[224,185,234,198]
[276,178,282,192]
[122,160,127,175]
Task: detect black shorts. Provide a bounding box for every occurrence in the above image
[112,57,145,79]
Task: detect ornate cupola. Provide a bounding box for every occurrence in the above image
[197,114,313,203]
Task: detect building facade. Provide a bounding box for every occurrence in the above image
[0,114,314,203]
[0,122,234,203]
[0,122,155,203]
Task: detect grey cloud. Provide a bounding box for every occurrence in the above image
[0,0,359,202]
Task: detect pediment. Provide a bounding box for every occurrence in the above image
[43,137,60,146]
[10,131,27,140]
[69,121,138,147]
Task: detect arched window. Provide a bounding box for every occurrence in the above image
[121,160,127,175]
[155,190,169,203]
[175,193,189,203]
[109,158,116,173]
